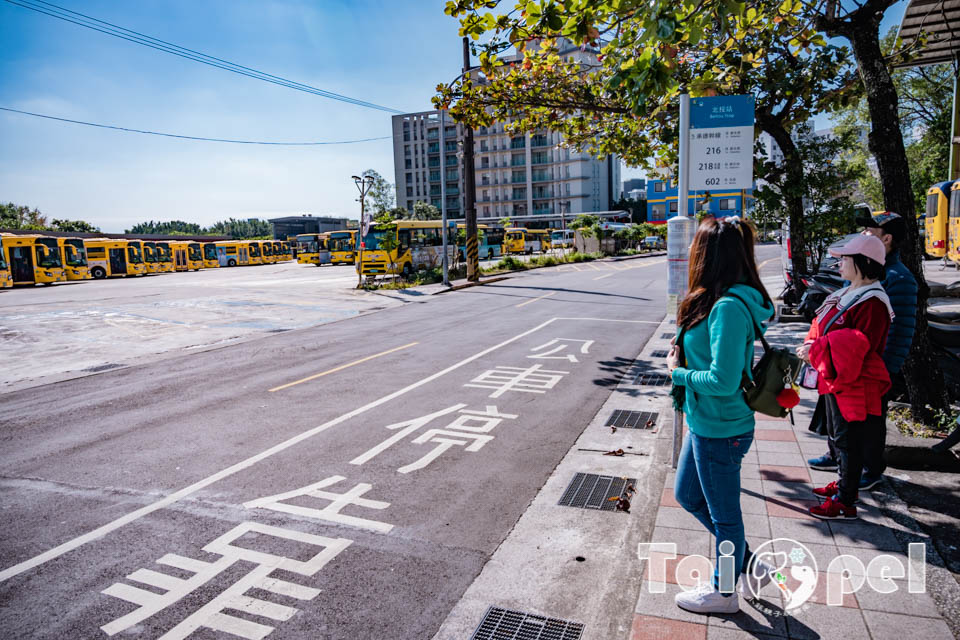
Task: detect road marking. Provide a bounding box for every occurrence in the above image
[758,257,778,271]
[628,259,666,269]
[515,291,556,308]
[571,264,583,271]
[585,262,604,271]
[593,273,614,281]
[0,315,655,584]
[269,343,419,392]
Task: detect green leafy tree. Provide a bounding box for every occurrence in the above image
[498,216,512,229]
[361,169,396,214]
[51,219,100,233]
[411,201,442,220]
[1,202,47,229]
[126,220,205,235]
[372,210,402,277]
[206,218,272,239]
[753,124,863,270]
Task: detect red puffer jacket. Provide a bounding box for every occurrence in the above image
[806,297,891,422]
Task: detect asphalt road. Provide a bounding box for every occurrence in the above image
[0,245,779,640]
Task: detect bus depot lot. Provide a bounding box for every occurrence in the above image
[0,261,402,391]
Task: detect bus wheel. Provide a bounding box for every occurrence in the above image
[228,259,237,267]
[91,267,106,279]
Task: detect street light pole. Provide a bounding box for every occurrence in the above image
[462,36,479,282]
[352,174,374,288]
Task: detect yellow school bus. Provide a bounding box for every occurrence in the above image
[215,241,249,267]
[358,220,456,277]
[926,181,954,258]
[154,241,175,272]
[503,227,550,254]
[241,240,263,265]
[296,233,321,265]
[1,233,66,285]
[271,240,285,262]
[328,230,357,264]
[949,182,960,266]
[85,239,146,278]
[57,237,91,280]
[171,241,203,271]
[200,242,219,269]
[282,240,293,261]
[0,239,12,288]
[140,241,163,274]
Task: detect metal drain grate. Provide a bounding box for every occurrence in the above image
[606,410,659,429]
[472,606,584,640]
[634,371,671,386]
[558,473,637,511]
[660,332,674,339]
[650,349,669,358]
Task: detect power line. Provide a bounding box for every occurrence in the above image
[0,107,392,145]
[3,0,405,114]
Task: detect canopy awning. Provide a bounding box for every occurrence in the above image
[896,0,960,67]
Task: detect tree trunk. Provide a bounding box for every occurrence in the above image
[835,12,949,417]
[757,115,809,282]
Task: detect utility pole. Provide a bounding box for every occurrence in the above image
[462,36,479,282]
[352,174,374,288]
[439,109,450,286]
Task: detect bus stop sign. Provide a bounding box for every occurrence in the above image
[689,95,755,190]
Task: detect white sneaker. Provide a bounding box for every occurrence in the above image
[739,558,775,600]
[675,582,740,614]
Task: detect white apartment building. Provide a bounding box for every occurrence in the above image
[391,110,465,218]
[392,41,620,223]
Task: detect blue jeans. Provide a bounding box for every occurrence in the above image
[674,429,754,592]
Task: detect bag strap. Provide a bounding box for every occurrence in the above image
[724,292,770,352]
[818,289,871,335]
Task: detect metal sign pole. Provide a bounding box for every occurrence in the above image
[669,92,696,469]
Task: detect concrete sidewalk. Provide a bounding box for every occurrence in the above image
[630,321,957,640]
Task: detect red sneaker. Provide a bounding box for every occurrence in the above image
[809,495,858,520]
[812,481,839,498]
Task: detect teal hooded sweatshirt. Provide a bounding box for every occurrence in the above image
[671,283,775,439]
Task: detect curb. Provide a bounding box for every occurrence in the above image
[432,275,512,294]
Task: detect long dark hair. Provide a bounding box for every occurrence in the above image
[677,217,772,329]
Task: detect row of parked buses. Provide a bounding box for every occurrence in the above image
[295,230,359,266]
[0,234,293,287]
[355,221,559,276]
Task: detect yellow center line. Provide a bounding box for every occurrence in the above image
[269,342,419,392]
[515,291,556,308]
[593,272,615,281]
[758,257,778,271]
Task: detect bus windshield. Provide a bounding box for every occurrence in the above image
[37,239,63,268]
[951,190,960,218]
[203,244,217,260]
[157,245,172,261]
[188,244,203,260]
[361,229,394,251]
[128,245,143,263]
[249,243,261,257]
[63,243,86,267]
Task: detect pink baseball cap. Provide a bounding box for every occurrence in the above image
[828,234,886,264]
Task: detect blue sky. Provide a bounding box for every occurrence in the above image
[1,1,908,232]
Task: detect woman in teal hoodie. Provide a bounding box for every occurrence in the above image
[666,216,775,614]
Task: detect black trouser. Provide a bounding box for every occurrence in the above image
[825,394,882,505]
[863,393,888,477]
[826,393,888,478]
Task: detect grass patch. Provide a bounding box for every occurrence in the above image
[888,406,958,439]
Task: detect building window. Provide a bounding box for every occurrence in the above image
[406,187,413,197]
[407,200,413,210]
[719,198,736,211]
[405,159,412,169]
[406,174,412,184]
[404,145,410,156]
[669,201,678,213]
[651,204,666,220]
[654,182,666,193]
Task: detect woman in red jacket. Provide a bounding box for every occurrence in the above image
[797,234,893,520]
